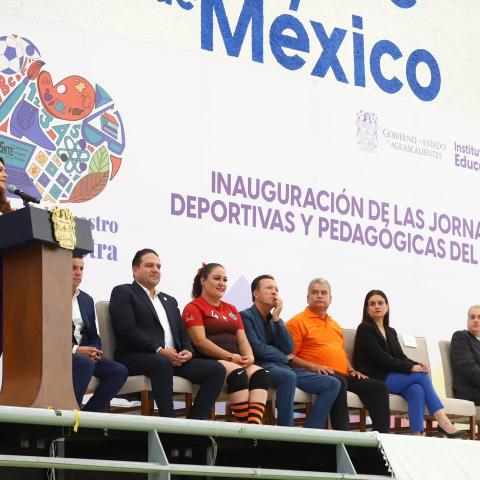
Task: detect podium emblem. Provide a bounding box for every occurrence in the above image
[51,206,76,250]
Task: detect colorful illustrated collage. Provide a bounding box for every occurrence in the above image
[0,34,125,203]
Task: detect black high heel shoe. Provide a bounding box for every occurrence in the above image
[437,425,466,439]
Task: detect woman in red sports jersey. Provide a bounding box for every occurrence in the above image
[182,263,271,424]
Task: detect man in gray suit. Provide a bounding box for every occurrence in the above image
[450,305,480,405]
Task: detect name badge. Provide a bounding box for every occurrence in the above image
[402,334,417,348]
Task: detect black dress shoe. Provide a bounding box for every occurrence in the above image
[437,425,466,439]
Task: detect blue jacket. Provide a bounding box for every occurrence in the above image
[240,304,294,368]
[76,289,101,349]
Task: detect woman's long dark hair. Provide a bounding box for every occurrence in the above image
[191,262,224,298]
[362,289,390,327]
[0,157,12,214]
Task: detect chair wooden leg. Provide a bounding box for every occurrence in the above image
[469,416,476,440]
[140,390,151,416]
[264,399,275,425]
[393,417,401,433]
[359,408,367,432]
[425,418,434,436]
[184,393,193,417]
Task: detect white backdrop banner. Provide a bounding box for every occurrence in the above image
[1,1,480,371]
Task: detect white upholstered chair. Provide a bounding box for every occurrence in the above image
[87,301,193,416]
[439,340,477,439]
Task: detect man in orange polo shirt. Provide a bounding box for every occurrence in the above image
[287,278,390,432]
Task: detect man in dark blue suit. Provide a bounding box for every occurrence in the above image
[241,275,340,428]
[109,248,226,419]
[451,305,480,405]
[72,254,128,412]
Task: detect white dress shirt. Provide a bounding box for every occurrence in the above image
[72,288,83,353]
[137,282,175,349]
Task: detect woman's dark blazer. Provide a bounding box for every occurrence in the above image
[0,255,2,355]
[353,322,418,381]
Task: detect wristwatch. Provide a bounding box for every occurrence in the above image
[156,346,164,354]
[226,354,234,362]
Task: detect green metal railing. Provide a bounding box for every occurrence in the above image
[0,406,391,479]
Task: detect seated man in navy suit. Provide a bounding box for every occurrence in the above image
[72,254,128,412]
[451,305,480,405]
[109,248,226,419]
[241,275,340,428]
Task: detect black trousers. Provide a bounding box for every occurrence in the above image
[121,353,226,419]
[329,373,390,433]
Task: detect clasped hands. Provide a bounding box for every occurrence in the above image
[228,353,254,368]
[76,346,103,362]
[309,363,369,379]
[411,363,430,373]
[158,347,192,366]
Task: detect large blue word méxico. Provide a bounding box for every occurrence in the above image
[158,0,441,102]
[390,0,416,8]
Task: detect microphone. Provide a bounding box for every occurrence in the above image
[7,185,41,205]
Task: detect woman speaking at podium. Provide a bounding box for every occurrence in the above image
[0,156,12,357]
[0,157,12,215]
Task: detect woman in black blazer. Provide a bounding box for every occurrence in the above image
[353,289,463,438]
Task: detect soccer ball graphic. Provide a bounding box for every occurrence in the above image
[19,36,41,59]
[0,35,25,75]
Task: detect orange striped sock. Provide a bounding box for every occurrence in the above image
[248,402,266,424]
[230,402,249,423]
